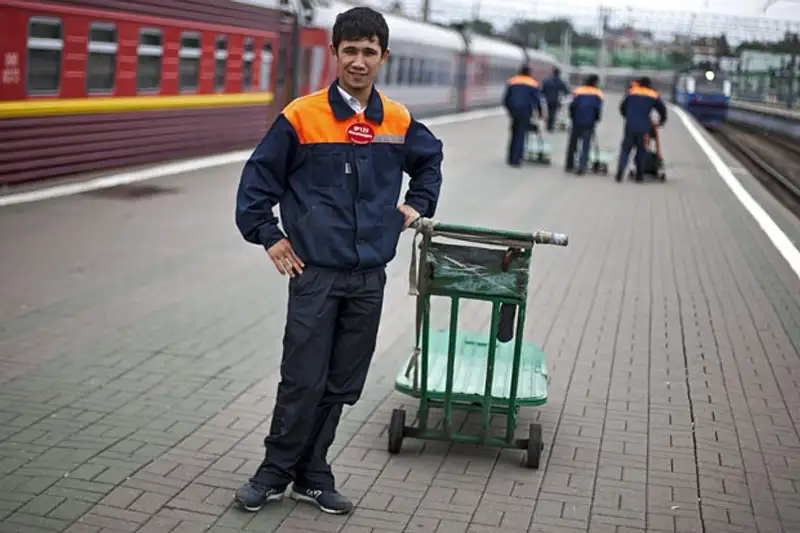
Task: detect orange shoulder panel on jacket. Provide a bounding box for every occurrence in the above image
[573,86,604,99]
[629,86,660,99]
[506,75,539,88]
[281,89,411,145]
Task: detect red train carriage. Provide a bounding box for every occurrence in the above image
[0,0,328,185]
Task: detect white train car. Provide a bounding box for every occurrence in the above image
[311,0,464,116]
[308,0,564,116]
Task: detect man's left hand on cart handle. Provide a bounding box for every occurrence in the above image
[398,203,421,231]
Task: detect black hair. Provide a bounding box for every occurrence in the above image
[585,74,599,86]
[519,64,531,76]
[638,76,652,88]
[332,7,389,52]
[553,67,561,77]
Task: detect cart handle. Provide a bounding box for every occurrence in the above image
[409,217,568,247]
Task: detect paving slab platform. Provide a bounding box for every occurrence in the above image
[1,94,800,533]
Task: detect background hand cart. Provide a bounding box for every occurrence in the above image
[556,96,570,131]
[388,218,568,468]
[628,121,666,181]
[523,120,552,165]
[589,135,611,175]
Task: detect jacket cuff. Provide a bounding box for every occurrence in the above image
[259,224,287,251]
[403,197,429,219]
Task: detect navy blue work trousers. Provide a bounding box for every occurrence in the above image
[507,115,531,166]
[617,129,647,179]
[566,125,594,171]
[546,100,559,132]
[254,265,386,491]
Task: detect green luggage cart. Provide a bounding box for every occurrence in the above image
[523,121,552,165]
[589,137,612,175]
[388,218,568,468]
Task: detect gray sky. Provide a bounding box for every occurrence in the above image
[376,0,800,42]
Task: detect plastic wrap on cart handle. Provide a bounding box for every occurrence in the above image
[408,217,569,247]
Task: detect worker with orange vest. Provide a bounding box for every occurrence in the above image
[234,6,443,516]
[565,74,604,174]
[503,65,544,167]
[616,76,667,181]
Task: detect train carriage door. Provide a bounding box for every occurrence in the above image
[1,5,28,101]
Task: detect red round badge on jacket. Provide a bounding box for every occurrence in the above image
[346,123,375,145]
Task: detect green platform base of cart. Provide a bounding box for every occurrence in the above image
[390,329,548,468]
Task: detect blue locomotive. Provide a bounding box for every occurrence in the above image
[672,68,731,127]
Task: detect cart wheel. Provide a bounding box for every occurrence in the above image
[388,408,406,454]
[524,423,543,469]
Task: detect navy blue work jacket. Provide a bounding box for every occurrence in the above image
[619,86,667,133]
[235,81,443,270]
[541,76,569,104]
[569,85,604,127]
[503,74,543,119]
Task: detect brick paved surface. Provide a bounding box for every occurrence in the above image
[1,95,799,533]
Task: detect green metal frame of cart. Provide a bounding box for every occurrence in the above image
[388,218,568,468]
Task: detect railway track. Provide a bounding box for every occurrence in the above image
[710,120,800,217]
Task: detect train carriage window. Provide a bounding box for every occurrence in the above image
[242,38,254,90]
[26,17,63,95]
[137,28,162,93]
[179,32,201,92]
[275,46,286,88]
[215,36,227,92]
[86,23,117,94]
[382,54,393,85]
[260,42,273,91]
[397,56,406,85]
[300,47,312,90]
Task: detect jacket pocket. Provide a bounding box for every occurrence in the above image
[307,145,346,190]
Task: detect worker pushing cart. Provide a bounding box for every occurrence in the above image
[541,68,570,132]
[503,65,544,167]
[565,74,603,175]
[616,76,667,182]
[388,217,568,468]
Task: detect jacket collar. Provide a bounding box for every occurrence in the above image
[327,79,384,124]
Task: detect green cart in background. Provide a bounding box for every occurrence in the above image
[523,121,553,165]
[388,218,568,468]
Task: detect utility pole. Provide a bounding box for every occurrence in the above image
[597,5,611,87]
[422,0,430,22]
[291,1,301,100]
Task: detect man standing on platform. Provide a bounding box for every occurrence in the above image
[503,65,544,167]
[565,74,603,175]
[616,76,666,182]
[233,5,443,516]
[541,67,570,132]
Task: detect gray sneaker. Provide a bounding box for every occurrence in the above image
[290,485,354,514]
[234,480,286,512]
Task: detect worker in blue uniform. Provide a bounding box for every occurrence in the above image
[503,65,543,167]
[565,74,603,175]
[541,67,570,132]
[233,6,443,516]
[615,76,667,182]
